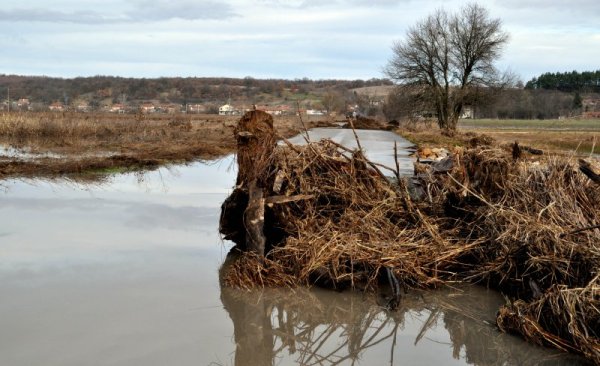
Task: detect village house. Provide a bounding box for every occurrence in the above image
[17,98,30,110]
[140,103,155,113]
[109,103,126,113]
[186,104,207,114]
[459,105,474,119]
[159,104,183,114]
[256,105,292,116]
[76,102,90,112]
[219,103,236,115]
[48,101,65,112]
[306,109,327,116]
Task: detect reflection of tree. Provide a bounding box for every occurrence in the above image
[219,254,589,366]
[428,292,590,366]
[220,285,401,366]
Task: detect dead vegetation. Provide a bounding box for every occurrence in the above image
[220,111,600,363]
[0,111,305,180]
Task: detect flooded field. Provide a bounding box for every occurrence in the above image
[287,128,416,176]
[0,153,589,365]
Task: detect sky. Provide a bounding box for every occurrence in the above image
[0,0,598,82]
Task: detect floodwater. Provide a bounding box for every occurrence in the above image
[0,144,63,160]
[286,128,416,176]
[0,152,588,365]
[0,144,117,160]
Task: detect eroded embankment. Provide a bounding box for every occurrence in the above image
[219,111,600,363]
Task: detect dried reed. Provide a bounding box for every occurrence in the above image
[221,136,600,361]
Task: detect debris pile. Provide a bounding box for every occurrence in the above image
[345,115,386,130]
[219,111,600,363]
[415,147,450,161]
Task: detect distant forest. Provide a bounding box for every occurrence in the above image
[525,70,600,93]
[0,74,392,105]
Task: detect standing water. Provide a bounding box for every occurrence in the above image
[0,148,588,365]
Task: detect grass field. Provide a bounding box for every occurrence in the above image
[459,118,600,130]
[459,118,600,155]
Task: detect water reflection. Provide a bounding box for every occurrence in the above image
[285,128,416,176]
[220,261,588,365]
[0,155,591,366]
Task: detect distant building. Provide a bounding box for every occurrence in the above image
[219,104,236,115]
[186,104,207,114]
[17,98,30,109]
[255,105,291,116]
[140,103,155,113]
[49,102,65,112]
[159,104,182,114]
[306,109,326,116]
[459,105,474,119]
[110,103,126,113]
[76,102,91,112]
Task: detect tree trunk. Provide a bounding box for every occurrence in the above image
[219,110,276,257]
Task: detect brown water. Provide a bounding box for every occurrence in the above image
[0,155,588,365]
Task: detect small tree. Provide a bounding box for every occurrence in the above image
[384,3,509,132]
[572,92,583,110]
[321,89,345,115]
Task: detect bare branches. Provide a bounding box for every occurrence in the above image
[385,3,509,131]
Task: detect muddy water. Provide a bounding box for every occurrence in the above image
[0,155,588,365]
[286,128,416,176]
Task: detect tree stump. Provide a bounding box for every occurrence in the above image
[220,110,276,257]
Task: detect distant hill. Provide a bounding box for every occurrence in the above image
[0,74,392,108]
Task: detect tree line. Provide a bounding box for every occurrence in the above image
[525,70,600,93]
[0,74,391,105]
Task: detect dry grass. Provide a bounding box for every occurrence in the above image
[395,119,600,157]
[220,133,600,362]
[0,111,306,179]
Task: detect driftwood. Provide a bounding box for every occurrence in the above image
[579,159,600,185]
[512,141,543,160]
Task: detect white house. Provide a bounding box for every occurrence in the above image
[306,109,326,116]
[460,105,474,119]
[219,104,236,115]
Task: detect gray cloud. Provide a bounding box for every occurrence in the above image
[496,0,600,11]
[129,0,237,21]
[0,9,122,24]
[0,1,236,23]
[258,0,409,8]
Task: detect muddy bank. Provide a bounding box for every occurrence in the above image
[220,111,600,363]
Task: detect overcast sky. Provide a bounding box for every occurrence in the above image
[0,0,598,82]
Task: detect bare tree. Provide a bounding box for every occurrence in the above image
[384,3,509,132]
[321,89,345,115]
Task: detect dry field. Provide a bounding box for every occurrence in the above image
[0,111,316,180]
[397,118,600,157]
[460,118,600,156]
